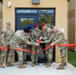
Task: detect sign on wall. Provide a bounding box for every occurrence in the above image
[32,0,40,4]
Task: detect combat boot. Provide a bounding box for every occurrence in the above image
[59,62,67,66]
[57,65,65,70]
[46,59,51,67]
[23,61,28,64]
[0,64,5,68]
[46,62,51,67]
[6,63,13,67]
[35,61,39,65]
[18,63,26,68]
[31,62,35,67]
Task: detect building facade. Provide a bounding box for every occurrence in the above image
[68,0,76,52]
[0,2,2,33]
[0,0,68,62]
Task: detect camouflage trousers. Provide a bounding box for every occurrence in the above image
[23,44,29,62]
[31,46,41,62]
[45,46,53,61]
[0,50,7,64]
[60,47,68,64]
[23,51,27,62]
[8,47,25,64]
[16,50,24,64]
[0,45,14,64]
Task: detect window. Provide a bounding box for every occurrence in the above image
[16,10,37,14]
[20,18,34,26]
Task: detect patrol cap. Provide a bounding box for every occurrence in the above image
[41,23,46,27]
[51,26,56,29]
[34,24,38,28]
[6,22,11,25]
[23,28,29,33]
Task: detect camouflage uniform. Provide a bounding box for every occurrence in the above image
[41,30,68,68]
[41,28,53,66]
[0,29,14,65]
[51,30,68,66]
[23,32,34,63]
[9,30,37,64]
[31,29,42,63]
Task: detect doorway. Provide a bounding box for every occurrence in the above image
[15,8,55,63]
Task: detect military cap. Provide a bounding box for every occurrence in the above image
[41,23,46,27]
[23,28,29,33]
[34,24,38,28]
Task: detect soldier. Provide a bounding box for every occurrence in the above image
[0,22,14,68]
[31,24,42,67]
[23,27,33,64]
[41,23,53,67]
[41,26,68,69]
[9,28,39,68]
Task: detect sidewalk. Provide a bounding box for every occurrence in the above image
[0,62,76,75]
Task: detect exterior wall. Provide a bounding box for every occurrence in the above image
[3,0,68,62]
[68,0,76,52]
[0,2,2,33]
[75,0,76,52]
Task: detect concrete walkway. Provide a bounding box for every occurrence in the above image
[0,62,76,75]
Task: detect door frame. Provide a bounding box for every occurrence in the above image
[15,8,56,62]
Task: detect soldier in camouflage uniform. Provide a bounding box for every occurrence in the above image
[41,23,53,67]
[41,26,68,69]
[9,28,39,68]
[0,22,14,68]
[31,24,42,67]
[23,27,33,64]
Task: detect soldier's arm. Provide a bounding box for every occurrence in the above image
[7,31,14,40]
[22,36,37,46]
[53,32,64,44]
[0,30,6,46]
[42,31,51,40]
[32,31,37,42]
[41,36,52,43]
[27,34,35,43]
[29,37,34,42]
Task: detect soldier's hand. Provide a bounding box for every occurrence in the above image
[50,43,54,46]
[35,43,39,46]
[39,36,43,40]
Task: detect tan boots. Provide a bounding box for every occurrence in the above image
[6,63,13,67]
[0,64,5,68]
[57,65,65,70]
[31,62,35,67]
[31,61,39,67]
[18,63,26,68]
[46,59,51,67]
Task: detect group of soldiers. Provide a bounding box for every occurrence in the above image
[0,22,68,70]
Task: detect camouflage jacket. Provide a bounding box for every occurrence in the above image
[0,29,14,46]
[27,32,34,43]
[9,30,36,48]
[42,28,52,41]
[41,30,68,44]
[32,29,42,42]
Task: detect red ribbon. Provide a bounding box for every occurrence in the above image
[41,44,76,52]
[55,44,76,47]
[14,48,36,54]
[0,46,8,50]
[41,45,51,52]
